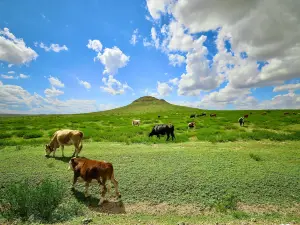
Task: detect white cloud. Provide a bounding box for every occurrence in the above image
[0,27,38,64]
[157,81,172,96]
[39,42,68,52]
[98,103,119,111]
[258,92,300,109]
[168,77,179,85]
[100,75,132,95]
[7,71,14,74]
[143,38,152,47]
[273,83,300,92]
[151,27,160,49]
[87,39,103,52]
[44,87,64,98]
[0,81,100,114]
[48,76,64,88]
[146,0,173,20]
[77,78,91,90]
[95,46,130,75]
[8,64,13,68]
[19,73,29,79]
[1,74,14,79]
[130,29,139,46]
[168,53,185,66]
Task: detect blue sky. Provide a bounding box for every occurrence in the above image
[0,0,299,114]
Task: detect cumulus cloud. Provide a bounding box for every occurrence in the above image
[48,76,64,88]
[44,87,64,98]
[0,81,100,114]
[146,0,173,20]
[19,73,29,79]
[95,46,130,75]
[273,83,300,92]
[168,53,185,66]
[100,75,132,95]
[38,42,68,52]
[77,78,91,90]
[0,27,38,64]
[7,71,14,74]
[87,39,103,52]
[130,29,139,45]
[157,81,173,96]
[168,77,179,85]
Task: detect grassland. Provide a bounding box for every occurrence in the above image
[0,97,300,224]
[0,96,300,147]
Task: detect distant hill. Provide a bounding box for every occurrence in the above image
[97,96,198,115]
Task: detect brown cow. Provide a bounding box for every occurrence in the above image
[244,114,249,118]
[284,112,290,115]
[188,122,196,128]
[261,112,267,115]
[210,113,217,117]
[45,129,83,158]
[68,157,121,205]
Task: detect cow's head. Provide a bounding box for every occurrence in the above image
[44,144,53,157]
[148,132,153,137]
[68,157,78,171]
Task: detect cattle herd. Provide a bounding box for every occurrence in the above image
[44,110,298,206]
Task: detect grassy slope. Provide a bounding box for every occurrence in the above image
[1,142,299,224]
[0,96,300,146]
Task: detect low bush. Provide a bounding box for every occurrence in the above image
[0,178,67,222]
[23,131,43,139]
[0,132,12,139]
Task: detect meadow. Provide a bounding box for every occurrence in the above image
[0,97,300,224]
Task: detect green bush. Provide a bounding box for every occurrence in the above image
[249,153,262,161]
[214,191,239,213]
[23,131,43,139]
[0,132,12,139]
[0,178,66,222]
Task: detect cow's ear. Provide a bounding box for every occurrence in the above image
[45,144,48,148]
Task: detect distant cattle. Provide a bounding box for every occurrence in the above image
[188,122,196,128]
[284,112,290,115]
[190,114,196,118]
[149,124,175,141]
[244,114,249,118]
[250,112,253,115]
[132,119,140,126]
[45,129,83,158]
[293,112,296,115]
[197,113,206,117]
[68,157,121,206]
[158,115,161,118]
[210,113,217,117]
[261,112,267,115]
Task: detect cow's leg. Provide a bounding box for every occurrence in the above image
[166,133,170,141]
[111,176,121,199]
[99,179,107,205]
[85,182,91,197]
[53,148,57,157]
[157,134,160,139]
[72,173,79,189]
[61,145,65,157]
[171,132,175,141]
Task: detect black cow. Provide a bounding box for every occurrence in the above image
[197,113,206,117]
[149,124,175,141]
[158,115,161,118]
[190,114,196,118]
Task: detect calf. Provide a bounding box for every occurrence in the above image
[45,129,83,158]
[190,114,196,118]
[68,157,121,205]
[244,114,249,118]
[188,122,196,128]
[149,124,175,141]
[132,119,140,126]
[210,113,217,117]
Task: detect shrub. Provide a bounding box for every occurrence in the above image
[249,153,261,161]
[1,178,66,222]
[23,131,43,139]
[214,191,239,213]
[0,132,12,139]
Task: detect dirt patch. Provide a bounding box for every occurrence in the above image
[237,203,300,215]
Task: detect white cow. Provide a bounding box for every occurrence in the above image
[132,119,140,126]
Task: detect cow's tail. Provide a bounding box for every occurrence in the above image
[78,131,84,152]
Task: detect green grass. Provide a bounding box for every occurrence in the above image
[0,141,299,224]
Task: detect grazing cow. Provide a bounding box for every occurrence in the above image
[190,114,196,118]
[293,112,296,115]
[188,122,196,128]
[158,115,161,118]
[261,112,267,115]
[238,117,245,126]
[45,129,83,158]
[197,113,206,117]
[244,114,249,118]
[132,119,140,126]
[210,113,217,117]
[284,112,290,115]
[250,112,253,115]
[68,157,121,205]
[149,124,175,141]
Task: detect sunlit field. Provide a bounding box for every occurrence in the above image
[1,97,300,224]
